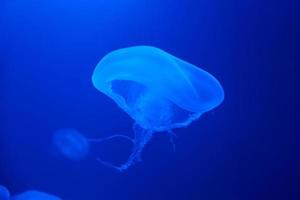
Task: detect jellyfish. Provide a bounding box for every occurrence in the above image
[52,128,90,161]
[11,191,62,200]
[0,185,61,200]
[0,185,10,200]
[52,128,134,164]
[90,46,224,171]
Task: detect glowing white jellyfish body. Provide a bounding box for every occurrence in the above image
[91,46,224,171]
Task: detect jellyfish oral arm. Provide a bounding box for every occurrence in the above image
[95,128,153,172]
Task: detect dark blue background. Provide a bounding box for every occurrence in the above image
[0,0,299,199]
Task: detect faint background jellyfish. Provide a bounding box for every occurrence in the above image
[52,128,90,161]
[90,45,225,171]
[12,191,62,200]
[0,185,10,200]
[0,185,62,200]
[52,128,134,165]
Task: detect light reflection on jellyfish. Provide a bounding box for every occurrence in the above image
[55,46,224,172]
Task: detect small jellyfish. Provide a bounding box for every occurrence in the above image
[0,186,61,200]
[52,128,133,164]
[12,191,62,200]
[52,128,89,161]
[90,46,224,171]
[0,185,10,200]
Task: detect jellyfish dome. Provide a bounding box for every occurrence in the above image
[92,46,224,131]
[92,46,224,171]
[11,190,62,200]
[52,128,89,161]
[0,185,10,200]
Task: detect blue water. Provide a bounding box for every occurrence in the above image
[0,0,298,200]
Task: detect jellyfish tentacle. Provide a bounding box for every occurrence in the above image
[88,134,134,144]
[120,128,153,170]
[96,157,124,172]
[96,126,153,172]
[90,134,137,171]
[168,130,176,152]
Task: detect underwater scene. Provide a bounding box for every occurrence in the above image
[0,0,298,199]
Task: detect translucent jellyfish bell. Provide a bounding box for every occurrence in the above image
[12,190,62,200]
[0,185,61,200]
[91,46,224,171]
[0,185,10,200]
[53,128,89,161]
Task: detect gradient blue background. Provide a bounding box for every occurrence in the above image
[0,0,298,199]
